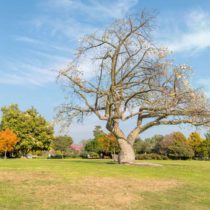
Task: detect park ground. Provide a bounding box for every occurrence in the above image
[0,159,210,210]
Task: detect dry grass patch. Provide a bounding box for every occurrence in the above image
[0,170,179,210]
[30,176,178,210]
[0,170,57,183]
[81,176,178,191]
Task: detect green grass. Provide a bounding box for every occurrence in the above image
[0,159,210,210]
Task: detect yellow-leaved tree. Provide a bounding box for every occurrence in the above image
[98,133,120,155]
[0,128,18,159]
[188,132,203,157]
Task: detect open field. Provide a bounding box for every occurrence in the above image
[0,159,210,210]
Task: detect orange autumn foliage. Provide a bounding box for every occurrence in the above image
[0,128,18,153]
[98,133,119,153]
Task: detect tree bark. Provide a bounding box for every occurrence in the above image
[4,150,7,159]
[118,139,135,163]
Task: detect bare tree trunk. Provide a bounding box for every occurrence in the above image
[4,150,7,159]
[118,139,135,163]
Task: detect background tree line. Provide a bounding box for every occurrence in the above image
[82,127,210,160]
[1,104,210,160]
[0,104,74,159]
[133,132,210,160]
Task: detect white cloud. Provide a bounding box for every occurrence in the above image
[0,64,57,86]
[42,18,96,40]
[15,36,42,45]
[0,52,70,86]
[167,29,210,52]
[185,9,210,29]
[16,35,73,54]
[33,0,138,41]
[46,0,138,20]
[159,9,210,53]
[7,35,72,87]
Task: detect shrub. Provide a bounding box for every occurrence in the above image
[50,154,63,159]
[31,150,48,157]
[88,152,99,159]
[64,148,80,158]
[80,151,89,158]
[135,153,168,160]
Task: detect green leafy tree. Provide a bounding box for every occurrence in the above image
[93,126,105,139]
[198,135,210,159]
[134,135,164,154]
[188,132,203,157]
[198,142,208,159]
[172,132,187,142]
[84,126,120,156]
[168,140,194,159]
[205,131,210,139]
[156,132,194,159]
[133,138,151,154]
[84,139,102,153]
[52,135,73,158]
[84,126,104,153]
[145,135,164,154]
[0,104,54,156]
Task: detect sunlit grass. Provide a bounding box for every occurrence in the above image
[0,159,210,210]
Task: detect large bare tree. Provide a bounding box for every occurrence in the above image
[58,12,210,163]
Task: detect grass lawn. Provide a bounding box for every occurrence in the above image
[0,159,210,210]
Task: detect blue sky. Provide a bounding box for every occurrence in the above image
[1,0,210,142]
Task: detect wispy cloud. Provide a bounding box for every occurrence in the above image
[0,51,70,86]
[33,0,138,40]
[16,35,73,53]
[46,0,138,20]
[6,0,138,87]
[15,36,42,45]
[0,63,57,86]
[159,9,210,53]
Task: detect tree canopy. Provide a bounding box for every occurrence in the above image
[0,128,18,158]
[84,126,120,156]
[0,104,54,156]
[52,135,73,157]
